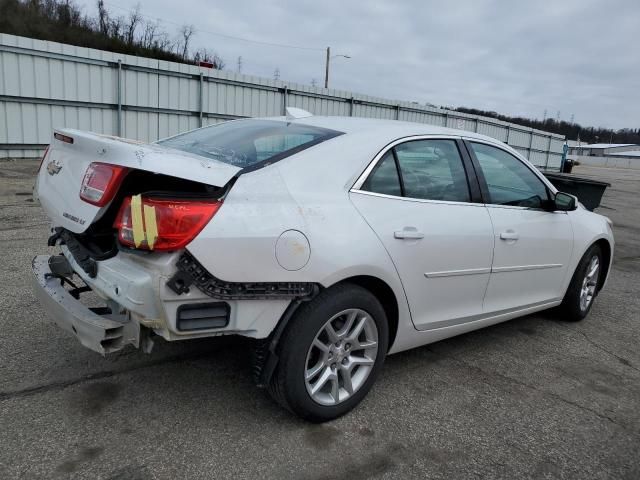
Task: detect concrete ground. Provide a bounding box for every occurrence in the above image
[0,161,638,480]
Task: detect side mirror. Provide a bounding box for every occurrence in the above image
[554,192,577,211]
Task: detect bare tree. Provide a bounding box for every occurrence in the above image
[178,24,195,59]
[141,19,159,49]
[156,31,173,52]
[110,15,125,40]
[97,0,109,35]
[125,3,142,45]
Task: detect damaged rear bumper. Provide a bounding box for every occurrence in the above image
[31,255,140,355]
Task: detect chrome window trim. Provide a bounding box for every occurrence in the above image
[483,203,568,213]
[350,189,487,208]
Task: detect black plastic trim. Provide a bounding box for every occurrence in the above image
[49,227,98,278]
[176,302,230,331]
[391,148,406,197]
[252,298,306,387]
[167,251,319,300]
[455,138,483,203]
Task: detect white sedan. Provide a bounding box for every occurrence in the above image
[32,109,613,421]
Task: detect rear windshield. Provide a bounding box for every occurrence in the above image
[157,119,343,169]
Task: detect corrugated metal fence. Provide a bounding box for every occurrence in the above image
[0,33,565,169]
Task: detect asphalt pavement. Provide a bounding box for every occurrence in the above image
[1,161,639,479]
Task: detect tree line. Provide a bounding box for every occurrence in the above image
[456,107,640,145]
[0,0,224,68]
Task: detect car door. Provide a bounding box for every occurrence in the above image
[350,137,494,331]
[465,140,574,313]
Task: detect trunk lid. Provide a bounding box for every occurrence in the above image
[36,129,240,233]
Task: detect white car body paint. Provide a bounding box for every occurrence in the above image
[33,116,614,357]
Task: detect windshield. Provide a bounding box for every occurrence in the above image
[157,119,343,169]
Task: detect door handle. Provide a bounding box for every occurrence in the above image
[500,230,519,241]
[394,228,424,240]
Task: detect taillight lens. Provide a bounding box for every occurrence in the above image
[114,196,222,251]
[80,163,128,206]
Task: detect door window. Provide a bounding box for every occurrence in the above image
[470,142,549,208]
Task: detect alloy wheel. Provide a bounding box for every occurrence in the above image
[304,308,379,406]
[579,256,600,312]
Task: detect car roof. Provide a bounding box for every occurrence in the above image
[266,115,499,144]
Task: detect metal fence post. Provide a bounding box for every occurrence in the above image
[349,97,354,116]
[528,130,534,160]
[395,104,400,120]
[117,59,122,136]
[474,118,479,132]
[506,125,511,145]
[282,86,288,115]
[443,112,448,127]
[199,72,204,127]
[545,136,552,170]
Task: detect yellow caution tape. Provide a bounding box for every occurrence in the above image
[131,194,145,248]
[143,204,158,250]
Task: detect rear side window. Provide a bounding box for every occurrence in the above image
[360,139,470,203]
[157,119,342,169]
[394,140,470,202]
[361,151,402,196]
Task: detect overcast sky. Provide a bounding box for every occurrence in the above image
[76,0,639,130]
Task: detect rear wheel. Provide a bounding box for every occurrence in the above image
[560,245,602,321]
[268,284,388,422]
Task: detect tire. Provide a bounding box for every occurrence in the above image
[560,244,603,322]
[268,283,389,422]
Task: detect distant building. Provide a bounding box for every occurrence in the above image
[567,143,640,169]
[568,143,639,156]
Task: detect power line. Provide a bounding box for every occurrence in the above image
[104,1,325,51]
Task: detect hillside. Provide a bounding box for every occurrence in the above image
[0,0,223,67]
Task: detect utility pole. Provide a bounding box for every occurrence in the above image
[323,47,350,89]
[274,68,280,80]
[324,46,330,89]
[237,56,242,74]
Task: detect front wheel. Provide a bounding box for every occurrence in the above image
[268,284,388,422]
[560,245,603,321]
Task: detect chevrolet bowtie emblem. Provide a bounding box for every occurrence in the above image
[46,159,62,176]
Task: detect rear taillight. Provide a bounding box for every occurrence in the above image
[38,145,50,172]
[114,195,222,251]
[80,163,128,206]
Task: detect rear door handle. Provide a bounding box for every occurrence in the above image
[500,230,519,241]
[394,228,424,240]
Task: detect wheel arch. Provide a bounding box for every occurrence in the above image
[593,238,612,292]
[332,275,399,352]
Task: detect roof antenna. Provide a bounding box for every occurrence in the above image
[286,107,313,120]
